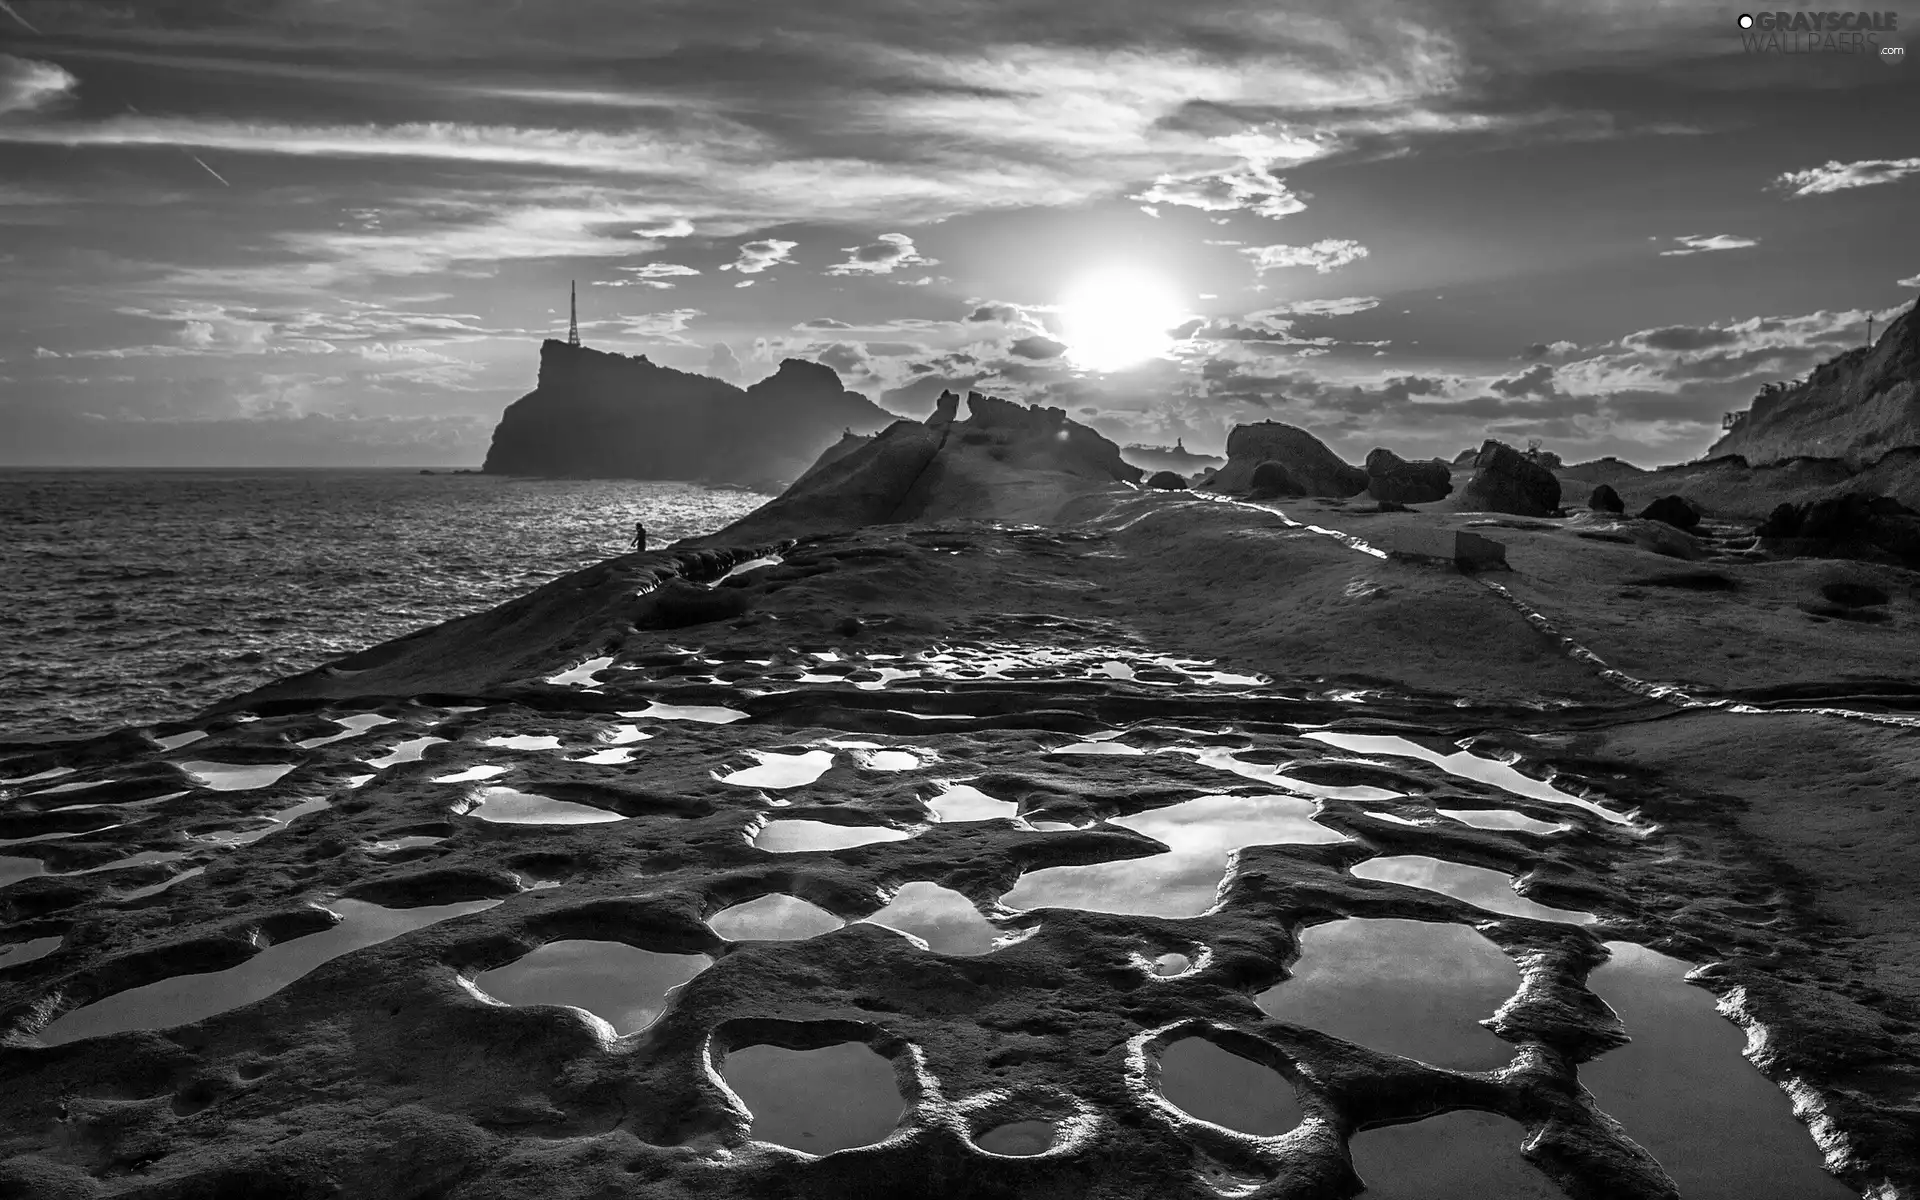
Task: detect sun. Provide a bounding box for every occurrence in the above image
[1057,267,1188,372]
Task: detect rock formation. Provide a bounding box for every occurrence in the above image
[1203,422,1368,498]
[1365,448,1453,505]
[1121,438,1226,475]
[1637,495,1702,532]
[1460,440,1561,517]
[1146,470,1189,491]
[1708,301,1917,468]
[1589,484,1626,514]
[481,341,899,487]
[1755,491,1920,567]
[703,391,1143,543]
[1248,461,1305,499]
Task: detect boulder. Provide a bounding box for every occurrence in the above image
[1756,491,1920,566]
[1146,470,1188,491]
[1204,422,1368,497]
[926,389,961,427]
[1460,440,1561,517]
[1364,448,1453,504]
[1637,495,1701,531]
[1589,483,1625,514]
[1248,460,1306,499]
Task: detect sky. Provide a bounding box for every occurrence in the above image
[0,0,1915,468]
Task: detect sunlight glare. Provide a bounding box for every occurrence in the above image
[1058,267,1188,372]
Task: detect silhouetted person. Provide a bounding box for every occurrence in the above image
[630,521,646,553]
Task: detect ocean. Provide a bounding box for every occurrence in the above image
[0,470,772,740]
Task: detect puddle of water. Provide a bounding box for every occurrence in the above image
[30,779,107,796]
[2,766,77,785]
[54,789,190,814]
[1153,952,1192,976]
[572,748,636,765]
[342,774,377,789]
[429,765,511,784]
[1185,748,1403,802]
[35,898,501,1045]
[858,882,1004,955]
[716,554,784,582]
[854,749,923,771]
[545,656,615,688]
[1051,741,1145,756]
[484,735,564,751]
[1350,1110,1560,1199]
[117,865,206,901]
[189,797,330,846]
[0,823,122,849]
[851,667,920,691]
[707,894,844,941]
[1368,812,1428,828]
[1304,732,1629,825]
[1438,808,1565,835]
[1,856,48,886]
[752,820,913,853]
[470,940,711,1035]
[368,835,448,853]
[364,737,450,769]
[974,1120,1056,1155]
[71,849,189,875]
[723,1041,903,1154]
[458,786,625,825]
[602,724,652,745]
[1256,918,1520,1070]
[176,761,298,791]
[1351,856,1596,924]
[926,784,1021,823]
[1000,794,1345,918]
[295,714,398,750]
[0,935,63,968]
[716,750,835,790]
[1158,1037,1301,1136]
[621,702,749,725]
[1581,943,1853,1199]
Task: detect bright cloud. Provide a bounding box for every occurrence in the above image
[1771,157,1920,197]
[720,239,797,274]
[825,232,937,275]
[1241,240,1370,274]
[1660,233,1758,256]
[0,55,73,116]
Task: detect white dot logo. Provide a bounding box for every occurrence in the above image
[1737,13,1754,28]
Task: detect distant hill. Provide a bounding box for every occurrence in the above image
[1708,301,1918,468]
[482,341,899,488]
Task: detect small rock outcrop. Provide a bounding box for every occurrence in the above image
[1121,438,1225,475]
[1460,440,1562,517]
[1755,492,1920,566]
[1364,448,1452,504]
[927,389,961,428]
[1204,422,1368,498]
[482,342,899,487]
[1248,461,1305,499]
[1638,495,1702,531]
[1589,484,1626,513]
[1146,470,1189,491]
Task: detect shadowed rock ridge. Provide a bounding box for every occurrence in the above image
[482,341,899,487]
[1201,421,1368,498]
[1708,300,1918,468]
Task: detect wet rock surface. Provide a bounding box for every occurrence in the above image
[0,496,1911,1198]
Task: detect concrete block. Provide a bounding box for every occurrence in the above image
[1384,526,1508,570]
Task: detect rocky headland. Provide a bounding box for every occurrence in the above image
[4,323,1920,1199]
[482,342,899,490]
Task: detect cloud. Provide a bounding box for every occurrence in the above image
[706,342,740,381]
[719,239,796,274]
[619,261,701,279]
[1519,340,1581,361]
[797,317,854,329]
[1241,239,1369,274]
[1659,233,1758,256]
[1771,158,1920,197]
[1488,363,1558,397]
[1130,160,1309,220]
[590,308,703,345]
[1259,296,1380,316]
[0,55,73,116]
[1899,273,1920,288]
[825,232,937,276]
[1009,335,1067,359]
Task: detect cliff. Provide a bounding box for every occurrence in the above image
[1707,302,1919,468]
[695,389,1144,543]
[481,341,900,487]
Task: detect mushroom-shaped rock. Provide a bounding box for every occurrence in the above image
[1204,421,1368,498]
[1460,439,1561,517]
[1248,460,1306,499]
[1637,494,1702,531]
[1589,483,1626,514]
[1146,470,1189,491]
[1364,448,1453,504]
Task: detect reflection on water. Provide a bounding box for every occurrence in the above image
[176,760,297,791]
[0,935,63,967]
[189,796,330,846]
[1000,793,1345,918]
[430,765,511,783]
[1256,918,1520,1070]
[717,750,835,789]
[1351,856,1595,924]
[1158,1037,1301,1136]
[295,713,397,749]
[459,786,625,825]
[753,819,914,853]
[601,724,652,744]
[364,737,450,769]
[1350,1110,1559,1199]
[35,898,501,1045]
[1050,741,1145,756]
[1185,747,1404,802]
[153,730,209,751]
[1581,942,1852,1199]
[1303,732,1630,825]
[974,1120,1056,1156]
[621,702,748,724]
[0,856,48,887]
[859,882,1004,955]
[572,748,636,765]
[1438,808,1564,835]
[368,835,447,853]
[926,783,1020,823]
[723,1041,903,1153]
[708,894,844,941]
[483,734,563,751]
[545,656,615,688]
[470,940,711,1035]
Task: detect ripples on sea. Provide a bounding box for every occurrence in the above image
[0,470,772,739]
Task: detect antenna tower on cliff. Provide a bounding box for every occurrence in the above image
[568,280,581,347]
[1867,314,1874,348]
